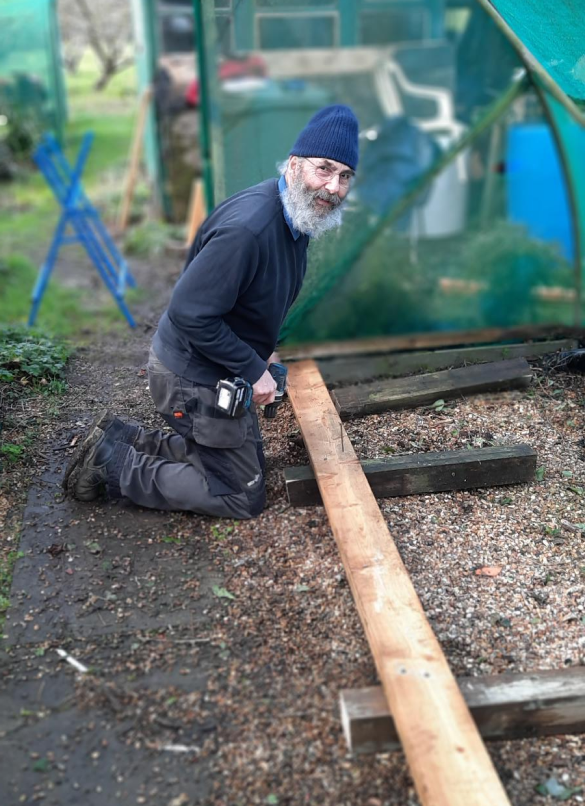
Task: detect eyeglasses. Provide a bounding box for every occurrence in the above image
[303,158,354,188]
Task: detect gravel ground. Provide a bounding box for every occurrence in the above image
[1,251,585,805]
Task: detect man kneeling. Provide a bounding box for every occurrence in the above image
[65,105,359,518]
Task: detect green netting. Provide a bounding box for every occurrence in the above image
[0,0,67,138]
[199,0,583,345]
[492,0,585,101]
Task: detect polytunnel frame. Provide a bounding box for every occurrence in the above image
[476,0,585,327]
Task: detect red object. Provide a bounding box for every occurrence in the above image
[186,55,267,107]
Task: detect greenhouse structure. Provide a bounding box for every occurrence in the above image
[131,1,585,346]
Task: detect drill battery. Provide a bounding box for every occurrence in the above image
[215,363,288,419]
[215,377,253,418]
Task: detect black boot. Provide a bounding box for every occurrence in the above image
[66,428,118,502]
[63,409,128,491]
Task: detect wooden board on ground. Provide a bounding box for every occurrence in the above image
[341,668,585,754]
[284,444,536,507]
[283,325,581,361]
[333,358,532,420]
[288,360,511,806]
[318,339,577,387]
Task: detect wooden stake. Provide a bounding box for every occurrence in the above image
[287,360,511,806]
[341,668,585,754]
[185,178,207,247]
[117,85,153,234]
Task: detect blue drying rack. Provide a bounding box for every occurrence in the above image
[30,132,137,328]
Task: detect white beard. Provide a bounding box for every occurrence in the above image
[280,170,345,239]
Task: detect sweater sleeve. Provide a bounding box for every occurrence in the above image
[165,225,267,383]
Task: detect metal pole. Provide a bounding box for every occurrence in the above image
[474,0,585,128]
[193,0,215,211]
[534,79,583,327]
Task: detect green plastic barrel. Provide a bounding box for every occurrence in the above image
[220,81,331,198]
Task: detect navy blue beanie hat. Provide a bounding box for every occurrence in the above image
[289,104,359,171]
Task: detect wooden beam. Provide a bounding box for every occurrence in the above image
[341,669,585,754]
[185,178,207,246]
[116,85,153,234]
[318,339,577,387]
[284,444,536,507]
[287,360,511,806]
[333,358,532,420]
[282,324,581,361]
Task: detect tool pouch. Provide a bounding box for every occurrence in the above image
[188,386,248,449]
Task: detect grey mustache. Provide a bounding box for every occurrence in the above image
[313,189,341,206]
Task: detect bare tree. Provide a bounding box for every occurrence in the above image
[58,0,134,90]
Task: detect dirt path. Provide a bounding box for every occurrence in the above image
[1,255,585,806]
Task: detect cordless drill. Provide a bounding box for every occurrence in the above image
[264,362,288,419]
[215,362,287,419]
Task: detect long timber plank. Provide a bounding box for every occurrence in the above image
[318,339,577,387]
[283,325,580,361]
[287,360,511,806]
[333,358,532,419]
[284,444,536,507]
[341,669,585,754]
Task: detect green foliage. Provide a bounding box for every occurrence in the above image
[123,220,184,259]
[212,585,236,600]
[211,523,235,542]
[1,107,41,163]
[0,325,70,386]
[457,222,573,327]
[0,443,24,462]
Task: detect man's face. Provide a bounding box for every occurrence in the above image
[289,156,354,217]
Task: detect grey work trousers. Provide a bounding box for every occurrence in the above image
[107,348,266,519]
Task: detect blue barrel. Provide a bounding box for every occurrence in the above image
[506,123,574,261]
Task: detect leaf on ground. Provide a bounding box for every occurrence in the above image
[474,566,502,577]
[212,585,236,600]
[535,466,546,481]
[295,584,310,593]
[535,777,582,800]
[32,758,49,772]
[265,796,279,805]
[568,485,584,496]
[431,399,445,411]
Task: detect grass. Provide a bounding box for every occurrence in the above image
[0,51,139,337]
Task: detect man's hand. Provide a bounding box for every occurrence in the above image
[268,351,280,366]
[253,369,277,405]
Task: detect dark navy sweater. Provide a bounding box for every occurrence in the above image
[153,178,309,385]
